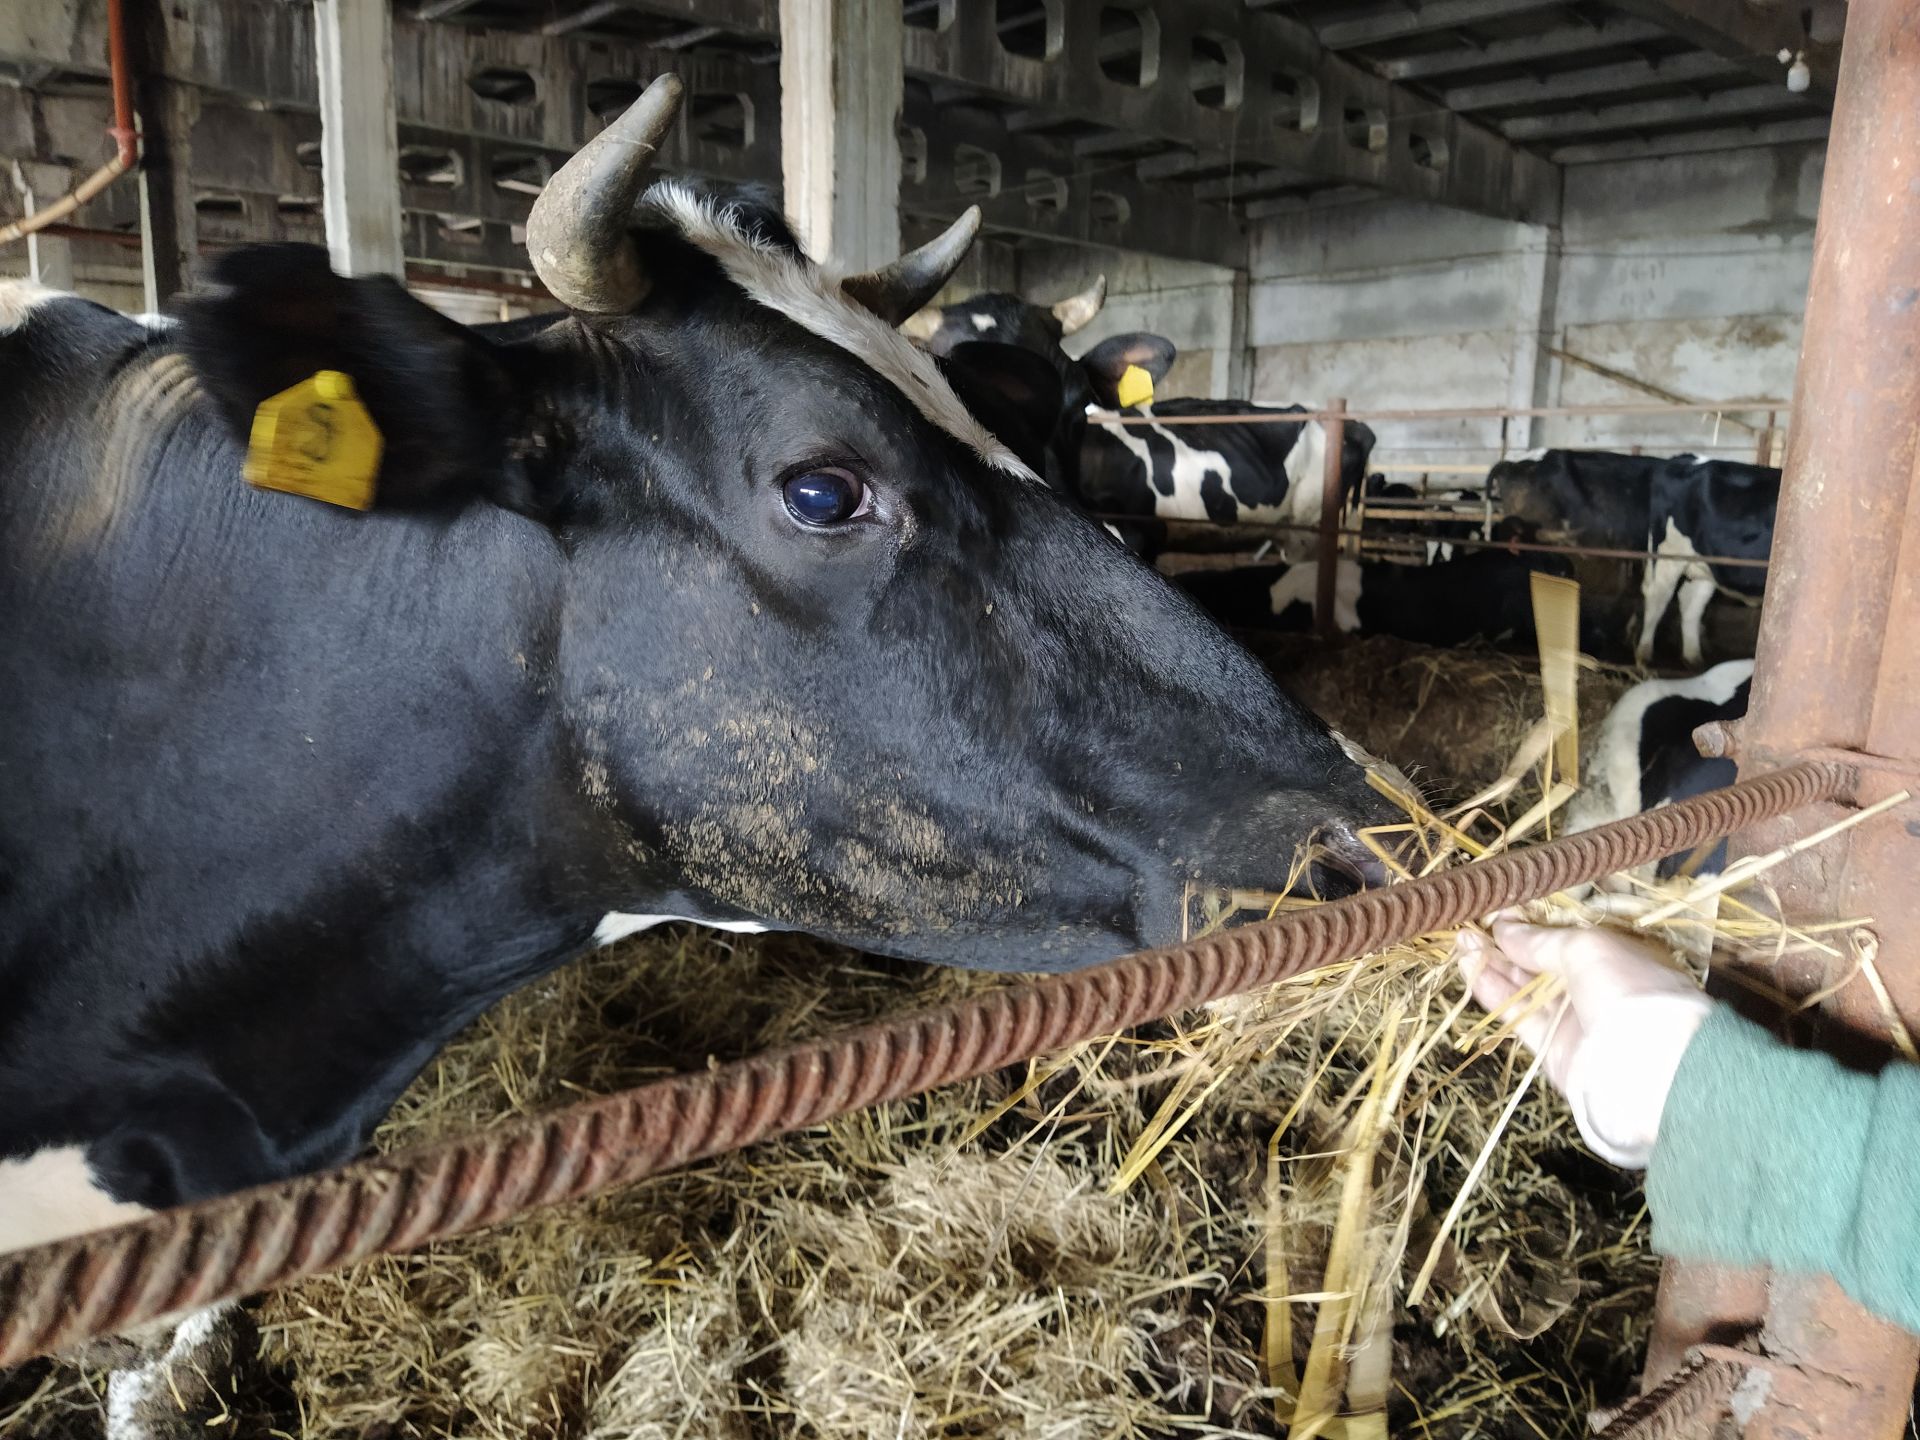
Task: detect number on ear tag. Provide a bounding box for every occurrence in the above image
[1116,363,1155,409]
[244,370,383,510]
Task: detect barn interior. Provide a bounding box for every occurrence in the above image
[8,3,1920,1440]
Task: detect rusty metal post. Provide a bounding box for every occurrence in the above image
[1315,397,1347,639]
[1644,5,1920,1433]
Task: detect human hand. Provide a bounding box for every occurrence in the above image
[1454,918,1715,1168]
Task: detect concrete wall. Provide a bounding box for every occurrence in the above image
[1023,244,1239,401]
[1246,142,1823,473]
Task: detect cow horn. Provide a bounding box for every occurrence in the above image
[841,207,981,325]
[525,73,683,314]
[1051,275,1107,336]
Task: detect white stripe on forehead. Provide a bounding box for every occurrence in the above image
[647,182,1035,481]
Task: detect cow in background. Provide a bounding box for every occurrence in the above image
[1361,477,1489,564]
[1490,449,1777,666]
[1568,660,1754,876]
[906,288,1376,549]
[1175,550,1580,651]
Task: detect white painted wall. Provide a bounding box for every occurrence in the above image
[1246,142,1823,474]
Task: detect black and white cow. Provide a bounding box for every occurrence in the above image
[1489,449,1777,667]
[1568,660,1754,876]
[1175,550,1576,649]
[0,78,1401,1259]
[1361,477,1488,564]
[907,290,1376,543]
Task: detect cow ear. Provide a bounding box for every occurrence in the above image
[178,244,544,514]
[939,341,1065,477]
[1079,331,1176,408]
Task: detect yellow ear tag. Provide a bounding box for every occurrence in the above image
[243,369,383,510]
[1115,363,1155,409]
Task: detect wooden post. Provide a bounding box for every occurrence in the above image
[1315,398,1347,639]
[778,0,903,271]
[1755,409,1778,466]
[314,0,404,276]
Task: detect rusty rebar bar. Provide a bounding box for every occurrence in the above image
[1593,1350,1746,1440]
[0,760,1849,1367]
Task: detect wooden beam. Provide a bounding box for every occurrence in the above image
[779,0,902,270]
[1320,0,1572,50]
[1551,114,1830,164]
[1378,17,1667,80]
[1605,0,1837,99]
[1441,50,1734,112]
[1503,84,1813,142]
[314,0,403,275]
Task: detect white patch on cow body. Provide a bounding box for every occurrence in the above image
[646,182,1033,481]
[1143,417,1235,521]
[1279,418,1330,530]
[0,278,62,335]
[1502,447,1549,464]
[105,1306,230,1440]
[1570,659,1754,836]
[1638,517,1713,665]
[1267,558,1362,633]
[594,912,770,947]
[134,312,177,331]
[0,1145,152,1254]
[969,313,997,332]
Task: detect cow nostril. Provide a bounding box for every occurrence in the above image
[1314,825,1396,892]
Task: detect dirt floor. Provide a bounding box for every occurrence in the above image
[2,633,1661,1440]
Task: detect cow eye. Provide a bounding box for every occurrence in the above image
[782,468,871,527]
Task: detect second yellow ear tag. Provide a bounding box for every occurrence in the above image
[244,370,383,511]
[1115,363,1155,409]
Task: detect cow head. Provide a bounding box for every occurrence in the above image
[181,76,1398,972]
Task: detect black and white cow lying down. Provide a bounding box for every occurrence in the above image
[1490,449,1777,667]
[1568,660,1754,876]
[1175,550,1581,650]
[907,291,1377,541]
[0,78,1401,1260]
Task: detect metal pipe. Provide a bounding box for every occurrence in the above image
[0,762,1852,1366]
[0,0,138,248]
[1094,515,1773,571]
[1646,5,1920,1433]
[1086,400,1791,427]
[1314,398,1346,639]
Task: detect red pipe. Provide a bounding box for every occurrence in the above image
[0,0,139,248]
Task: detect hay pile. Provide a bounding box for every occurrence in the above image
[7,636,1826,1440]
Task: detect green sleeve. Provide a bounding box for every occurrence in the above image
[1648,1005,1920,1335]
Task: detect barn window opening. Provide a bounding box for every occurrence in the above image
[954,144,1003,199]
[1096,5,1159,88]
[1189,31,1244,111]
[1090,190,1130,228]
[490,151,550,196]
[468,66,537,106]
[903,0,954,31]
[995,0,1062,61]
[585,77,645,122]
[193,193,247,218]
[689,91,752,149]
[436,215,486,246]
[1271,69,1321,134]
[276,195,319,218]
[1408,131,1449,172]
[294,141,323,174]
[1024,167,1067,218]
[898,123,929,185]
[1343,106,1387,153]
[399,146,463,189]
